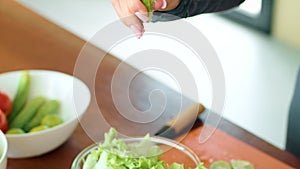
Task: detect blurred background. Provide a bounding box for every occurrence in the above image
[15,0,300,152]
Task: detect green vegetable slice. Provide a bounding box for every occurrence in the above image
[41,114,63,128]
[141,0,156,19]
[210,160,231,169]
[6,128,25,134]
[8,71,30,123]
[24,99,60,131]
[231,160,255,169]
[9,96,46,129]
[29,125,49,133]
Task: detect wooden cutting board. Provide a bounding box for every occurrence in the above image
[178,125,294,169]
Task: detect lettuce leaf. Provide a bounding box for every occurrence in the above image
[141,0,156,19]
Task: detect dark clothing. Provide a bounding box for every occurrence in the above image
[152,0,245,22]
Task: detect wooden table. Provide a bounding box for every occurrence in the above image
[1,1,299,168]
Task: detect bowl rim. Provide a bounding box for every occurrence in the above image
[1,69,91,138]
[0,131,8,163]
[71,136,200,169]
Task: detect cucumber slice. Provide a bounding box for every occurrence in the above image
[41,114,63,128]
[231,160,255,169]
[29,125,49,133]
[6,128,25,134]
[210,160,231,169]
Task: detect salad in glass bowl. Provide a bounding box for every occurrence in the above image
[72,128,206,169]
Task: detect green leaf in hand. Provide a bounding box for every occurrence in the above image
[141,0,156,19]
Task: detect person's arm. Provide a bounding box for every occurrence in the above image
[153,0,245,22]
[111,0,245,37]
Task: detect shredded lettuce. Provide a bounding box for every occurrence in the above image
[82,128,207,169]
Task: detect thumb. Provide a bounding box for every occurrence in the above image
[153,0,167,10]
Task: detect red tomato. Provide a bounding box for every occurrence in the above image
[0,109,8,133]
[0,90,13,116]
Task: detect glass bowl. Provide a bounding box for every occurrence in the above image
[72,136,200,169]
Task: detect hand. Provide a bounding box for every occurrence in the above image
[111,0,180,38]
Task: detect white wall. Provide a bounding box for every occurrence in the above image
[273,0,300,49]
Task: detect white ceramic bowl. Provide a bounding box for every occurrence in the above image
[0,131,8,169]
[0,70,91,158]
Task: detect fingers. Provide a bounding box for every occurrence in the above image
[135,12,149,22]
[124,16,145,39]
[154,0,180,11]
[111,0,149,38]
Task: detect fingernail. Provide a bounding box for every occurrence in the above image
[161,0,167,9]
[135,12,149,22]
[130,25,143,38]
[137,29,145,39]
